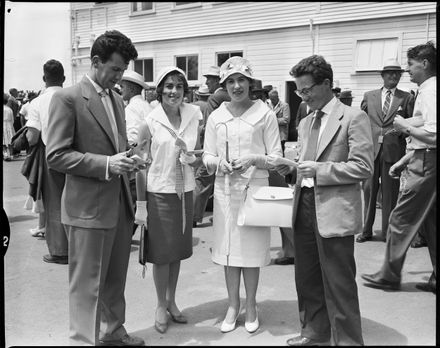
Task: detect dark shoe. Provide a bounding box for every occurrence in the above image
[99,334,145,346]
[274,257,295,265]
[356,234,372,243]
[361,273,400,290]
[415,282,436,294]
[286,335,329,346]
[43,254,68,265]
[411,240,428,248]
[193,221,198,228]
[167,309,188,324]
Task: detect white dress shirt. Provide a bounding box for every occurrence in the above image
[125,94,153,145]
[381,86,397,110]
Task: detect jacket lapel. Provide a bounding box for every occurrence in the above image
[373,89,384,122]
[315,101,343,160]
[81,77,118,152]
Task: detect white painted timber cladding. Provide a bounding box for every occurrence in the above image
[70,2,436,47]
[70,2,436,108]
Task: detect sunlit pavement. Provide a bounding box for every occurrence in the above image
[3,157,436,346]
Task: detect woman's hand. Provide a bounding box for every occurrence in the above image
[230,155,256,174]
[218,159,233,174]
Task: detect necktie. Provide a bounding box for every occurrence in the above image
[382,89,392,119]
[99,90,119,150]
[303,110,324,161]
[175,147,186,233]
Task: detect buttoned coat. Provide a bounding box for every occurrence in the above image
[46,76,134,229]
[292,100,374,238]
[361,88,414,162]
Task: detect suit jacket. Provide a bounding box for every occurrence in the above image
[46,76,133,229]
[361,88,414,162]
[205,88,231,117]
[292,100,374,238]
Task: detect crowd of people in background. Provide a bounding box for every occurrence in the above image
[3,29,436,346]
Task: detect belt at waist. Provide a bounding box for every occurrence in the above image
[413,148,436,152]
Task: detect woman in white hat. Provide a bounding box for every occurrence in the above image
[203,57,282,333]
[135,66,202,334]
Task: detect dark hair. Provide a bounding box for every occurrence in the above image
[220,76,256,93]
[156,71,189,103]
[4,93,9,105]
[43,59,65,83]
[90,30,138,64]
[289,55,333,86]
[9,88,18,96]
[407,41,436,73]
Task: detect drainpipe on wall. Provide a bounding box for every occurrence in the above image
[425,13,430,41]
[309,18,315,54]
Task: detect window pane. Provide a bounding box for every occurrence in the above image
[134,60,143,75]
[141,2,153,11]
[144,59,153,82]
[187,55,198,80]
[176,56,186,72]
[132,3,138,11]
[217,53,229,67]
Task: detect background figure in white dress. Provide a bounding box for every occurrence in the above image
[202,57,282,334]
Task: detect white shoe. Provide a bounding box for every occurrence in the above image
[30,227,45,237]
[220,308,240,333]
[245,308,259,333]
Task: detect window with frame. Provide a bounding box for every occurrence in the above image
[217,51,243,67]
[354,37,399,72]
[173,2,201,9]
[131,2,154,13]
[134,58,154,83]
[176,55,198,81]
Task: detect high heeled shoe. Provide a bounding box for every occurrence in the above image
[245,307,259,333]
[154,309,168,334]
[167,309,188,324]
[220,308,240,333]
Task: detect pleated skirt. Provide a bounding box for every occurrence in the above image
[146,191,193,264]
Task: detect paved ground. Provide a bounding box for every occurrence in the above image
[2,156,436,346]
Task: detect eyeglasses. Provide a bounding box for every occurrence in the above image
[295,83,318,97]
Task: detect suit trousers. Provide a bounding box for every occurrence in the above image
[269,170,294,258]
[41,146,68,257]
[294,187,363,345]
[379,149,436,283]
[193,163,215,222]
[66,191,133,346]
[363,145,399,239]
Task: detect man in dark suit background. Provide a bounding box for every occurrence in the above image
[46,30,144,346]
[356,59,414,243]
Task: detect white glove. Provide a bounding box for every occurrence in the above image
[135,201,148,225]
[218,158,233,174]
[179,152,197,165]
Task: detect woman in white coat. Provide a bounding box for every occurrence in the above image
[203,57,282,333]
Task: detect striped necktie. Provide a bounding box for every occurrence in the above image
[303,110,324,161]
[99,90,119,150]
[382,89,392,119]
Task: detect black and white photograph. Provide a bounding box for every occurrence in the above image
[2,1,436,346]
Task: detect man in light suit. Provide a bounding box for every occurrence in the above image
[356,59,414,243]
[276,55,373,346]
[46,30,144,346]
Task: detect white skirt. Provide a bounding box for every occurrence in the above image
[211,173,270,267]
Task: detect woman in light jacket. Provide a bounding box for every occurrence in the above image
[135,66,202,334]
[202,57,282,333]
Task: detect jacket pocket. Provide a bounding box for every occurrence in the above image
[64,175,99,219]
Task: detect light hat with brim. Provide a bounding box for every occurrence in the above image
[195,85,211,96]
[382,58,404,72]
[219,57,254,84]
[121,70,149,89]
[203,66,220,78]
[155,66,187,87]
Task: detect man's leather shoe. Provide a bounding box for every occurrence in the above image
[415,282,436,294]
[411,240,427,248]
[356,234,372,243]
[99,334,145,346]
[286,335,329,346]
[274,257,295,265]
[43,254,68,265]
[361,273,400,290]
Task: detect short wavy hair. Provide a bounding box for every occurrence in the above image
[289,55,333,86]
[90,30,138,64]
[43,59,64,83]
[156,71,189,103]
[407,41,436,73]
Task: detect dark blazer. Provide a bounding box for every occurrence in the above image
[205,88,231,117]
[46,76,133,229]
[361,88,414,163]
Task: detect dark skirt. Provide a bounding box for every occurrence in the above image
[146,191,193,264]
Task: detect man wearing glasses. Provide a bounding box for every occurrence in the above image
[275,55,373,346]
[356,59,415,244]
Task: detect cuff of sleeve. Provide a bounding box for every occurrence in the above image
[105,156,111,181]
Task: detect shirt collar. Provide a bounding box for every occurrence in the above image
[382,86,397,95]
[129,94,143,103]
[418,76,436,92]
[86,74,108,95]
[318,96,338,117]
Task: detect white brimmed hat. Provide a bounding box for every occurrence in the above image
[382,58,404,72]
[195,85,211,96]
[155,66,187,87]
[203,66,220,78]
[219,57,254,84]
[121,70,148,89]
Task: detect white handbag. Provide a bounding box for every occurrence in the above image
[237,167,294,228]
